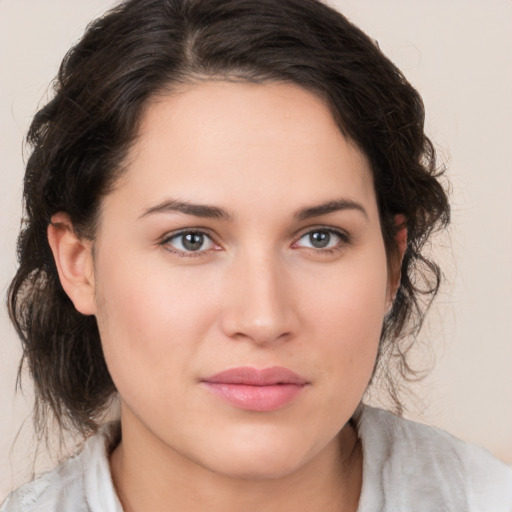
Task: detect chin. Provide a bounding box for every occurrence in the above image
[197,427,319,481]
[212,454,306,481]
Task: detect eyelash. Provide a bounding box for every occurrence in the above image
[159,227,350,258]
[293,227,350,255]
[159,229,219,258]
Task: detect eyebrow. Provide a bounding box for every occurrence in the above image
[139,199,232,220]
[139,197,367,222]
[294,199,368,221]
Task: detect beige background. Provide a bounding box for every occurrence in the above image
[1,0,511,499]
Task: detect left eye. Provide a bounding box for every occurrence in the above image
[295,229,344,250]
[165,231,216,252]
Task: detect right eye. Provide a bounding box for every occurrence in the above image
[161,230,218,256]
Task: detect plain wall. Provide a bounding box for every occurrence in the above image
[1,0,511,499]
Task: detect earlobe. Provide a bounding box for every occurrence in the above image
[47,212,96,316]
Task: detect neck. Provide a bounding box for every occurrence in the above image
[110,409,362,512]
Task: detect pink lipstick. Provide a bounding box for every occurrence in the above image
[202,366,308,412]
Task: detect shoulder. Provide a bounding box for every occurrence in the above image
[0,451,87,512]
[0,422,122,512]
[357,405,512,512]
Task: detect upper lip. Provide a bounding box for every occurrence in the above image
[202,366,308,386]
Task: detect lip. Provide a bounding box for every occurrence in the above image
[201,366,309,412]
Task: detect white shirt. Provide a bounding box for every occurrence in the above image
[2,406,511,511]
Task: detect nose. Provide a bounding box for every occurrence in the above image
[219,250,299,346]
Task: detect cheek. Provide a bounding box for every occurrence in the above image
[305,247,388,337]
[92,253,220,404]
[301,246,389,386]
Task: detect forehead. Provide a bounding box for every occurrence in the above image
[109,81,376,222]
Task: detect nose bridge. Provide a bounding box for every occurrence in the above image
[221,245,296,344]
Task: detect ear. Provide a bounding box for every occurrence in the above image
[387,214,408,309]
[47,212,96,315]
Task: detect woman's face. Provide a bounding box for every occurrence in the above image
[90,81,392,479]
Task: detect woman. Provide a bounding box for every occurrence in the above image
[2,0,511,510]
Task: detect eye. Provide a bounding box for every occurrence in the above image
[162,230,217,254]
[294,228,347,251]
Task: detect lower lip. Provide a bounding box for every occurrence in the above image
[202,383,306,412]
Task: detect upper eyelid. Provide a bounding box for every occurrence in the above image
[293,225,349,240]
[160,227,216,243]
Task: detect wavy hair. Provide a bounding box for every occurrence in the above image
[8,0,449,437]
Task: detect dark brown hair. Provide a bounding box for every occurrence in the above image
[8,0,449,437]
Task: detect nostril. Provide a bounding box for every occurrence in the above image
[218,260,299,344]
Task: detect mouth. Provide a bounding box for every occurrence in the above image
[201,366,309,412]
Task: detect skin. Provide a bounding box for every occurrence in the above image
[49,81,402,512]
